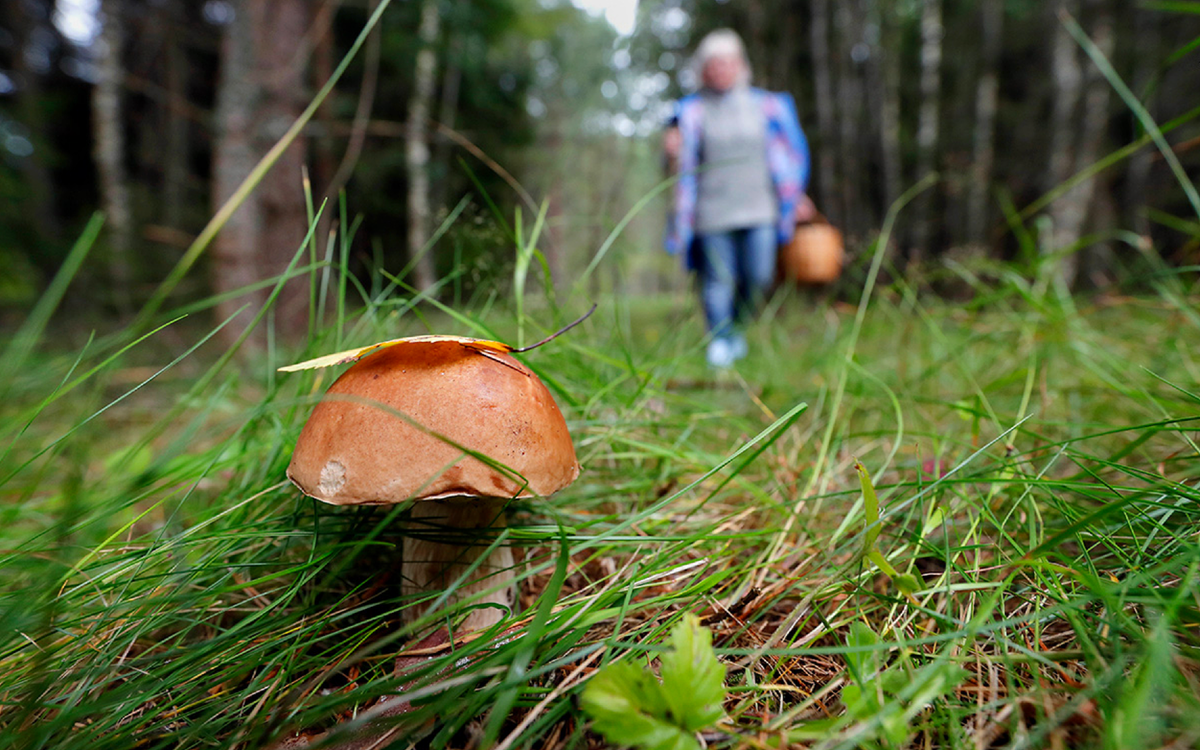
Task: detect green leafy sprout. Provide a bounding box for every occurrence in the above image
[580,615,726,750]
[855,460,922,600]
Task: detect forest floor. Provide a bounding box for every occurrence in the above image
[2,266,1200,749]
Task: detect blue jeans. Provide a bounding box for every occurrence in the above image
[697,224,777,341]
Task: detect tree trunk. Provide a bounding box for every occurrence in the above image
[744,0,767,87]
[772,5,797,95]
[1044,0,1085,284]
[407,0,441,292]
[212,0,262,338]
[965,0,1003,250]
[1072,0,1116,287]
[809,0,838,224]
[212,0,310,344]
[911,0,943,263]
[864,0,902,221]
[313,6,338,201]
[253,0,311,331]
[162,0,189,232]
[94,0,134,313]
[1124,5,1157,238]
[833,0,863,237]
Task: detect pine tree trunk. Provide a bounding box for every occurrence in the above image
[1044,0,1085,285]
[1124,5,1157,238]
[163,0,189,232]
[313,9,338,200]
[211,0,310,345]
[94,0,134,313]
[809,0,838,225]
[212,0,262,338]
[911,0,943,263]
[865,0,902,220]
[1071,0,1116,286]
[772,6,797,94]
[253,0,310,332]
[744,0,767,86]
[407,0,441,292]
[965,0,1003,249]
[833,0,863,237]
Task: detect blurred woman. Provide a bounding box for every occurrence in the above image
[665,29,811,368]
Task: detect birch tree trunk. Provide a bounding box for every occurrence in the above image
[809,0,839,225]
[407,0,441,292]
[911,0,943,263]
[965,0,1003,249]
[94,0,133,312]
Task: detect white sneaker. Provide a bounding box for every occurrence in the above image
[730,335,748,361]
[707,338,736,368]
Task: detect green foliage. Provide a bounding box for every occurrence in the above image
[854,460,922,598]
[841,622,968,748]
[581,615,727,750]
[1106,613,1178,750]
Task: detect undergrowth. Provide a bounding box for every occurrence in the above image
[3,5,1200,746]
[1,203,1199,750]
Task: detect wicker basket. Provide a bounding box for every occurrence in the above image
[780,220,844,285]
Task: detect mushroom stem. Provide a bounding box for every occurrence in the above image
[401,498,516,631]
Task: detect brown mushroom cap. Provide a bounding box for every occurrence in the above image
[287,339,580,505]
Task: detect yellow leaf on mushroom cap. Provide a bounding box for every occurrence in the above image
[277,335,515,372]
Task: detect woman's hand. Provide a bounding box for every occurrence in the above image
[795,194,817,223]
[663,126,682,163]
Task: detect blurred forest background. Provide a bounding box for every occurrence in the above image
[1,0,1198,336]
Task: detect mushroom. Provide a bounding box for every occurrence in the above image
[286,337,579,632]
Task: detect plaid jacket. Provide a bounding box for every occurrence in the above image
[666,88,810,265]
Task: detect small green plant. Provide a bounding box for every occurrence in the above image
[855,460,922,599]
[841,621,967,748]
[580,615,726,750]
